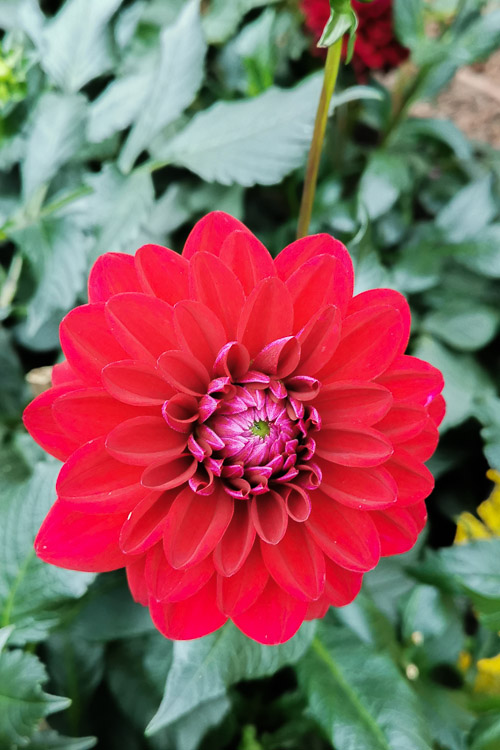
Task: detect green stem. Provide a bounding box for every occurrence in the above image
[296,39,343,240]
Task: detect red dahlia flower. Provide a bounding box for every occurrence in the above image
[24,212,444,645]
[300,0,409,76]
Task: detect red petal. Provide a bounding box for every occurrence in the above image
[321,305,404,382]
[217,543,269,617]
[406,500,428,532]
[23,386,80,461]
[251,490,288,544]
[286,254,346,333]
[60,304,128,385]
[150,577,226,640]
[306,491,381,572]
[57,437,145,512]
[182,211,250,259]
[253,337,300,379]
[141,454,197,491]
[35,499,128,572]
[315,426,393,467]
[106,417,187,465]
[157,349,209,397]
[319,460,398,510]
[88,252,142,303]
[53,387,156,444]
[375,403,427,443]
[213,501,256,576]
[51,360,81,387]
[284,484,312,522]
[237,277,293,358]
[135,244,189,304]
[162,393,200,433]
[120,491,174,554]
[275,234,354,315]
[213,342,251,380]
[163,485,234,569]
[126,556,148,605]
[190,252,245,338]
[219,229,276,294]
[145,543,213,602]
[105,293,177,364]
[385,447,434,506]
[296,305,341,376]
[314,382,393,427]
[305,598,330,620]
[376,354,444,406]
[102,360,173,406]
[428,394,446,427]
[347,289,411,356]
[232,578,307,645]
[323,558,363,607]
[401,420,439,461]
[370,506,420,556]
[261,521,325,601]
[174,300,226,372]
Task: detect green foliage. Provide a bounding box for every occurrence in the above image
[0,0,500,748]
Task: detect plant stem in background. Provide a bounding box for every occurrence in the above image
[296,38,342,239]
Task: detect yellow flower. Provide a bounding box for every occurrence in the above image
[475,654,500,695]
[455,470,500,543]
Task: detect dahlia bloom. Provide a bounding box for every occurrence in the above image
[24,212,444,645]
[301,0,409,76]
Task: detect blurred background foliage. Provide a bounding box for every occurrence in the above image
[1,0,500,748]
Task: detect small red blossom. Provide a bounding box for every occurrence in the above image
[301,0,409,76]
[24,212,444,645]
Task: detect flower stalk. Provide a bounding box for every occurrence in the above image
[296,38,343,239]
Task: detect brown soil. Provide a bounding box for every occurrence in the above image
[411,49,500,148]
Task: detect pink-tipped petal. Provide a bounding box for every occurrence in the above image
[106,416,187,465]
[35,499,129,572]
[163,485,234,569]
[135,244,189,304]
[219,229,276,294]
[237,277,293,358]
[232,578,307,645]
[162,393,200,433]
[253,337,301,379]
[213,342,250,380]
[60,304,128,385]
[174,300,226,372]
[306,492,381,572]
[157,349,209,397]
[213,501,256,576]
[105,293,177,364]
[102,360,174,406]
[88,252,142,303]
[190,252,245,338]
[261,521,325,601]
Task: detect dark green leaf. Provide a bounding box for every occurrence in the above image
[298,625,432,750]
[436,177,497,244]
[423,301,499,352]
[27,731,97,750]
[147,621,315,734]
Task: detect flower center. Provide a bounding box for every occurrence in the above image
[180,378,322,500]
[251,419,270,438]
